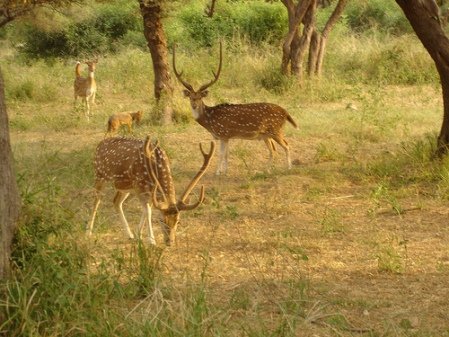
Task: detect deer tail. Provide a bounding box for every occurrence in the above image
[286,113,298,129]
[75,61,81,78]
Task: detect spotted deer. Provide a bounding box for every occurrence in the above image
[87,136,215,246]
[173,43,298,175]
[105,110,144,137]
[74,59,97,119]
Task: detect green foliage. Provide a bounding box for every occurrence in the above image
[172,1,287,47]
[20,2,141,59]
[258,61,295,94]
[345,0,411,34]
[376,239,407,273]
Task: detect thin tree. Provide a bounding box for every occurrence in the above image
[0,0,73,280]
[396,0,449,156]
[139,0,174,125]
[308,0,347,77]
[204,0,218,17]
[0,67,20,280]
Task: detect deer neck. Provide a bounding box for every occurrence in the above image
[88,70,95,84]
[152,148,177,205]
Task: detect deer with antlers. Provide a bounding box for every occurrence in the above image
[74,59,97,120]
[173,43,298,175]
[87,136,215,246]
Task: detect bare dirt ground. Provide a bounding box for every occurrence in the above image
[9,85,449,336]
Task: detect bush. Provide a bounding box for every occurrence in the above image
[21,2,142,59]
[21,27,70,58]
[94,6,141,40]
[174,1,287,47]
[345,0,411,34]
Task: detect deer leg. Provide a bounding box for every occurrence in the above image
[137,212,147,240]
[84,97,90,119]
[272,135,291,169]
[137,195,156,245]
[264,138,276,165]
[217,139,229,175]
[87,181,105,235]
[113,191,134,239]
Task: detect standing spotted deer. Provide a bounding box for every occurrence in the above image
[173,43,298,175]
[74,59,97,119]
[87,136,215,246]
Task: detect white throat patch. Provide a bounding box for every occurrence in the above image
[190,106,200,120]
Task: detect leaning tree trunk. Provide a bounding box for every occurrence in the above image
[396,0,449,156]
[139,0,174,125]
[308,0,347,77]
[0,67,20,280]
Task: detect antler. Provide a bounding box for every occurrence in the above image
[198,41,223,92]
[144,136,169,211]
[172,45,194,92]
[177,141,216,211]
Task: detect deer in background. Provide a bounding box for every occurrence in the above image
[105,110,143,137]
[173,43,298,175]
[87,136,215,246]
[74,59,97,120]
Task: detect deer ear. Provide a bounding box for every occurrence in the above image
[201,90,209,97]
[182,89,190,97]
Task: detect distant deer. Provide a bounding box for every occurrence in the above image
[105,110,143,137]
[74,59,97,119]
[173,43,298,175]
[87,136,215,246]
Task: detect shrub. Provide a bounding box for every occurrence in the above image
[21,27,70,58]
[174,1,287,47]
[94,6,141,40]
[20,2,142,59]
[345,0,411,34]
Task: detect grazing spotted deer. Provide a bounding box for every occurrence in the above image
[105,110,143,137]
[173,43,298,175]
[87,136,215,245]
[74,59,97,119]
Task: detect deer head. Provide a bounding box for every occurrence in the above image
[173,42,222,117]
[85,59,98,73]
[149,141,215,245]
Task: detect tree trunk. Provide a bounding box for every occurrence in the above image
[281,0,312,77]
[307,0,347,77]
[396,0,449,156]
[0,67,20,280]
[292,0,316,76]
[139,0,174,125]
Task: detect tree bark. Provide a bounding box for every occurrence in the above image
[281,0,312,77]
[0,67,20,280]
[139,0,174,125]
[307,0,347,77]
[396,0,449,156]
[292,0,316,76]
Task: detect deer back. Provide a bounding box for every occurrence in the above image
[94,137,175,200]
[199,102,297,139]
